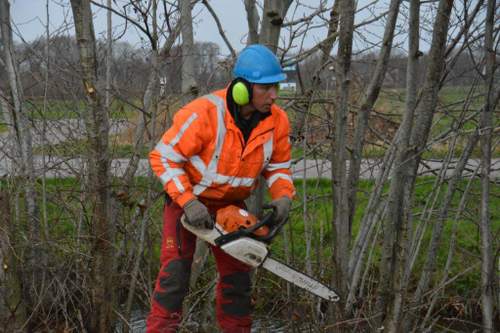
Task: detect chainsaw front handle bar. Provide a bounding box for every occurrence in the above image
[214,210,286,247]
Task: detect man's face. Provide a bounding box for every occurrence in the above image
[251,83,279,113]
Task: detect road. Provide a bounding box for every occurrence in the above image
[1,155,499,180]
[1,119,498,180]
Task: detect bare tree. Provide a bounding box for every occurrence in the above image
[331,0,355,324]
[180,0,198,103]
[376,0,455,330]
[105,0,112,109]
[478,0,497,331]
[69,0,112,331]
[78,1,184,329]
[0,189,23,331]
[244,0,260,45]
[0,0,39,329]
[242,0,293,53]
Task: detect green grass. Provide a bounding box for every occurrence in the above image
[108,144,151,158]
[8,176,163,241]
[266,177,499,297]
[4,174,496,322]
[0,105,10,133]
[374,85,494,138]
[374,88,406,116]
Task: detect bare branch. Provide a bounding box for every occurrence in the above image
[282,4,330,28]
[90,0,150,38]
[284,8,391,66]
[201,0,236,59]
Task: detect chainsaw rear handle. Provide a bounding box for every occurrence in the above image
[254,212,288,243]
[214,210,286,247]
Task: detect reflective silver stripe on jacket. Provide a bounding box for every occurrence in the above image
[155,112,198,192]
[265,160,291,172]
[193,94,227,195]
[266,173,293,188]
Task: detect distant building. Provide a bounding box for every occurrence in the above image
[281,64,297,92]
[280,82,297,91]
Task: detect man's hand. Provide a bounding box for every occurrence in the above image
[183,199,214,229]
[264,197,292,225]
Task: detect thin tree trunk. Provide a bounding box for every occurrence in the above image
[244,0,260,45]
[40,0,50,245]
[418,164,480,333]
[0,189,24,330]
[377,0,454,330]
[331,0,355,325]
[302,99,312,276]
[180,0,198,104]
[0,190,8,320]
[404,129,479,331]
[105,0,112,109]
[179,1,211,319]
[0,1,39,329]
[0,92,25,327]
[478,0,496,330]
[347,141,397,305]
[319,1,339,67]
[123,204,151,333]
[70,1,112,331]
[0,90,14,137]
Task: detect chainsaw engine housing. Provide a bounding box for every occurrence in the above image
[220,238,268,267]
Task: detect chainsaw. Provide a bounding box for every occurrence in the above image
[181,205,340,302]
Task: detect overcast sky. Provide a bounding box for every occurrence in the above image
[10,0,404,56]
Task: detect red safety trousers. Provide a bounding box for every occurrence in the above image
[146,200,252,333]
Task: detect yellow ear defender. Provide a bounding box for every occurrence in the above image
[232,79,252,105]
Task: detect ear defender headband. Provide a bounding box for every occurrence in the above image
[231,78,252,106]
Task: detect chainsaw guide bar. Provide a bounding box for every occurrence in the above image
[181,206,340,302]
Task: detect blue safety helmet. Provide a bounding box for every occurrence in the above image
[233,44,287,84]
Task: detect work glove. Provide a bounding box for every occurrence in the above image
[264,196,292,225]
[183,199,214,229]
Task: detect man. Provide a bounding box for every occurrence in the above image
[147,44,295,332]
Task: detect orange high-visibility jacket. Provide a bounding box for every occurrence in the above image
[149,89,295,208]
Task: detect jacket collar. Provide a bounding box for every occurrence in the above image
[218,87,275,140]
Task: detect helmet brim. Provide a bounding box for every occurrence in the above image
[248,72,287,84]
